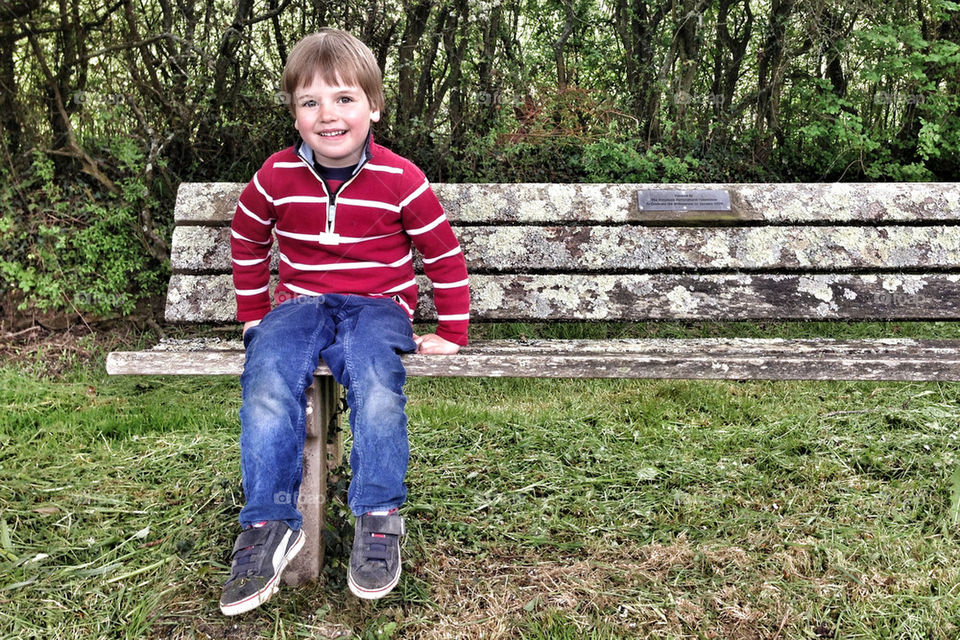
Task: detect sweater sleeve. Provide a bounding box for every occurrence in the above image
[399,175,470,346]
[231,168,277,322]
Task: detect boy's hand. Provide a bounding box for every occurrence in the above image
[413,333,461,355]
[243,320,262,336]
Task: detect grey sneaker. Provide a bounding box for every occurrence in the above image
[220,521,305,616]
[348,512,405,599]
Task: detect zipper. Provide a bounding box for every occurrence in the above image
[297,142,370,246]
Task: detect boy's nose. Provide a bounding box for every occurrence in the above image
[318,102,336,121]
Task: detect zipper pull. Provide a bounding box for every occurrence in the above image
[321,196,340,244]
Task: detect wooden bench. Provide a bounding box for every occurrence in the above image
[107,181,960,585]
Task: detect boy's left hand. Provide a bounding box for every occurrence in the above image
[413,333,461,355]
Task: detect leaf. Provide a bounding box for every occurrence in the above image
[637,467,659,481]
[949,466,960,526]
[0,518,11,551]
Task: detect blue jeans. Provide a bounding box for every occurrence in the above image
[237,294,417,530]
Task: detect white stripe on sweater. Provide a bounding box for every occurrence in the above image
[232,229,273,245]
[422,246,462,264]
[406,214,447,236]
[338,196,401,213]
[238,200,275,225]
[253,173,274,203]
[380,278,418,294]
[399,180,430,208]
[236,284,270,296]
[363,163,404,175]
[275,228,402,244]
[433,278,469,289]
[233,256,270,266]
[284,282,325,296]
[279,251,413,271]
[273,195,328,206]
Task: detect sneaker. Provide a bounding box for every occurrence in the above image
[219,521,305,616]
[348,512,405,599]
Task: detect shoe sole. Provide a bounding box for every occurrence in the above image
[347,565,401,600]
[220,529,305,616]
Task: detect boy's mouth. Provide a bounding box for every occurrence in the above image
[318,130,347,138]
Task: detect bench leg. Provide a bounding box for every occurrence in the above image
[283,375,341,586]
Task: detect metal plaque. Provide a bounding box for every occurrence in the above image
[637,189,731,212]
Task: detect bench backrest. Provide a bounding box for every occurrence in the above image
[167,182,960,324]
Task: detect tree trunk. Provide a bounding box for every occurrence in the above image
[755,0,795,161]
[396,0,433,126]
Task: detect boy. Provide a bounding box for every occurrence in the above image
[220,28,469,616]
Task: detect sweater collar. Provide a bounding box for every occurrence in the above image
[295,130,374,177]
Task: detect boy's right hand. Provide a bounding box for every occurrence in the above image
[242,320,262,336]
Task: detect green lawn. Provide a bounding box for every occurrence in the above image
[2,323,960,638]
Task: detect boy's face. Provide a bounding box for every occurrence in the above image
[293,74,380,168]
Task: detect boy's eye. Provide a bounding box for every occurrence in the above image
[300,99,318,108]
[337,96,355,104]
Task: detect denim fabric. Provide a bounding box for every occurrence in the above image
[237,294,417,529]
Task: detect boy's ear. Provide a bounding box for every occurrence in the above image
[370,110,381,123]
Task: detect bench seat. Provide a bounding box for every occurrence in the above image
[108,336,960,381]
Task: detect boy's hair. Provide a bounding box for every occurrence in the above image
[282,28,384,116]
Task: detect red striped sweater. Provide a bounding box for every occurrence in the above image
[230,138,470,345]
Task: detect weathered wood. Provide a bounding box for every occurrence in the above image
[164,272,960,323]
[165,274,240,324]
[170,226,279,274]
[284,377,333,586]
[171,224,960,274]
[457,225,960,272]
[462,273,960,321]
[174,181,960,225]
[106,337,960,381]
[435,182,960,225]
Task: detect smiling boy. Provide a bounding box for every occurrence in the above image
[220,29,470,615]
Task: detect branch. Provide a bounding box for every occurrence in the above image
[5,0,125,41]
[0,0,42,23]
[128,99,172,262]
[79,32,194,63]
[25,29,119,194]
[240,0,296,28]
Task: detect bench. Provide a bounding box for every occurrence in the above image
[107,181,960,585]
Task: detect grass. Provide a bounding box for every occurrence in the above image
[2,322,960,638]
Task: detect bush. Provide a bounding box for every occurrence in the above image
[0,148,167,317]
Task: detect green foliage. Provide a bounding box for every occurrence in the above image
[776,9,960,181]
[0,148,166,316]
[580,141,700,183]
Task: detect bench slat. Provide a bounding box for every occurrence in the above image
[175,182,960,225]
[172,224,960,273]
[105,337,960,381]
[165,273,960,323]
